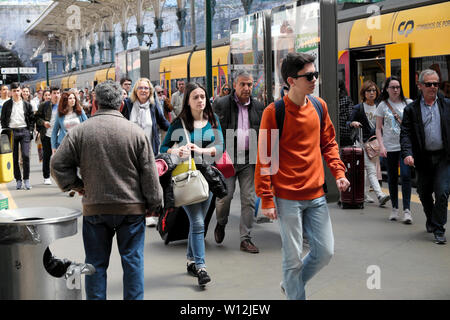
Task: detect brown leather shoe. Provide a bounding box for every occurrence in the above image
[240,240,259,254]
[214,223,226,244]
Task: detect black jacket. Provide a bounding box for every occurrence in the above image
[213,91,265,164]
[348,103,376,143]
[35,101,54,136]
[156,153,227,209]
[1,99,34,136]
[400,93,450,170]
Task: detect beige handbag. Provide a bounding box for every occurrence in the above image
[364,136,380,159]
[172,119,209,207]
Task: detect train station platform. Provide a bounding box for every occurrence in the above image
[1,139,449,301]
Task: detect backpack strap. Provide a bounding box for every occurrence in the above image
[307,94,324,130]
[275,95,323,139]
[274,98,285,138]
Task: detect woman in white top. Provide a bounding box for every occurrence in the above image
[375,76,413,223]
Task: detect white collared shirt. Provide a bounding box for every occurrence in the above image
[9,99,27,128]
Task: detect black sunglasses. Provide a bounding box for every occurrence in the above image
[291,71,319,82]
[423,82,439,88]
[223,88,230,91]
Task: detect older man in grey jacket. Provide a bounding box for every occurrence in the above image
[51,80,163,300]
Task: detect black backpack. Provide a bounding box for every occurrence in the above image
[274,94,324,137]
[274,95,328,193]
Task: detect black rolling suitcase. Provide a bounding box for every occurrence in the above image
[157,195,216,245]
[339,146,365,209]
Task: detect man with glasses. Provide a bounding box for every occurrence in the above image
[1,82,35,190]
[255,52,349,299]
[401,69,450,245]
[120,77,132,95]
[213,70,265,254]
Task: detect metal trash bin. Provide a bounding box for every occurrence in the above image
[0,207,82,299]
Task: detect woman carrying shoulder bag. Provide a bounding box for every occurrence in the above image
[375,76,413,224]
[160,82,224,288]
[349,80,390,206]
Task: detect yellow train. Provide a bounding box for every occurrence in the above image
[338,0,450,101]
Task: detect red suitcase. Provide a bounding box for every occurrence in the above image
[340,146,365,209]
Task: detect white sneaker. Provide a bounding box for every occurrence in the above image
[403,209,413,224]
[44,178,52,185]
[389,208,399,221]
[364,195,375,203]
[146,216,158,227]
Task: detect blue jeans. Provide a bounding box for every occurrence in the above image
[386,151,411,210]
[82,214,146,300]
[275,196,334,300]
[416,152,450,235]
[183,192,213,269]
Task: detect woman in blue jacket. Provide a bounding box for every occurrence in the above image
[51,91,88,152]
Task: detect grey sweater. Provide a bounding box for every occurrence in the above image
[51,109,163,216]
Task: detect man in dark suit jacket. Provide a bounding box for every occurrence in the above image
[35,86,61,185]
[0,82,35,190]
[401,69,450,245]
[212,70,265,253]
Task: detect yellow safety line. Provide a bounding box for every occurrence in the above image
[0,183,18,209]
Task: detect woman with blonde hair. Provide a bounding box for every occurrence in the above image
[122,78,169,227]
[122,78,170,156]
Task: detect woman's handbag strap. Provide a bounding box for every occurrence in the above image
[180,119,192,170]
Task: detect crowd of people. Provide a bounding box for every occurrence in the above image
[339,70,449,246]
[0,53,448,300]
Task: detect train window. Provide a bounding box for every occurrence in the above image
[414,55,450,98]
[391,59,401,81]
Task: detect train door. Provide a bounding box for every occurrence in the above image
[349,47,385,102]
[385,43,410,98]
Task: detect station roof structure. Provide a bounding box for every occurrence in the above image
[24,0,156,37]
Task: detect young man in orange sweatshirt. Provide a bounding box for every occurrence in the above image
[255,52,350,300]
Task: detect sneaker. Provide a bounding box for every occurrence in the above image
[434,233,446,245]
[44,178,52,185]
[24,179,32,190]
[378,194,390,206]
[187,262,198,277]
[146,216,158,227]
[16,180,22,190]
[197,268,211,287]
[389,208,399,221]
[403,209,413,225]
[364,195,375,203]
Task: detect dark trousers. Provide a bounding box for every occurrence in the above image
[386,151,411,210]
[41,135,52,179]
[12,128,31,181]
[416,151,449,235]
